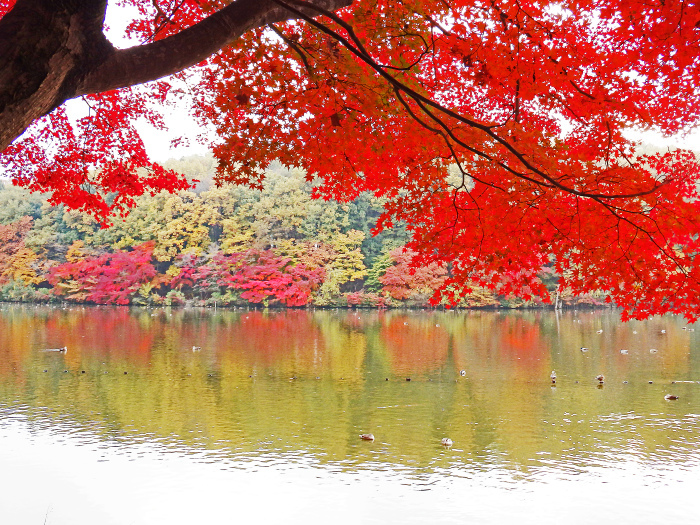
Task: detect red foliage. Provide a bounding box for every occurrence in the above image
[380,248,447,301]
[0,0,14,18]
[215,249,326,306]
[4,1,700,318]
[346,291,386,308]
[1,89,191,224]
[166,254,201,290]
[48,241,157,304]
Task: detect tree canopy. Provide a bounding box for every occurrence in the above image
[1,0,700,319]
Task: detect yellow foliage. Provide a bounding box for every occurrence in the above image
[1,248,42,285]
[220,215,255,254]
[66,240,87,263]
[328,230,367,282]
[165,265,182,279]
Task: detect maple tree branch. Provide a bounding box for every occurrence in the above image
[0,0,352,151]
[392,88,507,193]
[78,0,352,96]
[274,0,666,202]
[268,23,314,74]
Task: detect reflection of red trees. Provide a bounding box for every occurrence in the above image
[497,317,547,364]
[0,307,155,376]
[214,311,326,368]
[382,316,449,375]
[45,308,155,365]
[448,314,551,379]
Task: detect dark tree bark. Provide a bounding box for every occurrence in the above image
[0,0,352,151]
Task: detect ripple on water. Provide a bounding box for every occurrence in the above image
[2,308,700,523]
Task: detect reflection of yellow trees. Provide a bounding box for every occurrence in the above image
[1,307,699,471]
[315,311,367,381]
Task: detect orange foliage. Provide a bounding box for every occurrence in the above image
[0,216,34,285]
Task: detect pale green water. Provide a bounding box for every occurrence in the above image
[0,305,699,524]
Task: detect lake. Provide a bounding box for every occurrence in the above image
[0,305,699,524]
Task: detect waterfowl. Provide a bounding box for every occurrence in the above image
[580,347,589,352]
[650,348,658,354]
[596,330,603,334]
[620,349,629,355]
[660,330,666,334]
[664,394,679,401]
[596,374,605,383]
[359,434,375,441]
[441,438,453,447]
[550,370,557,384]
[460,370,466,377]
[43,346,67,353]
[192,346,201,352]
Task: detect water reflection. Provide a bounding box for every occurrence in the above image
[1,305,699,523]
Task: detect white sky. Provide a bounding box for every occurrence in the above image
[102,2,210,161]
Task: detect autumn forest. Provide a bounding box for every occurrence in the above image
[1,155,606,309]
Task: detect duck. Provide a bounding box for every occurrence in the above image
[43,346,67,353]
[192,346,201,352]
[650,348,658,354]
[441,438,453,447]
[460,370,466,377]
[580,347,589,352]
[596,329,603,334]
[620,349,629,355]
[595,374,605,383]
[550,370,557,384]
[664,394,679,401]
[359,434,375,441]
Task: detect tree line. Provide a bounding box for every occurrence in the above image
[0,156,606,308]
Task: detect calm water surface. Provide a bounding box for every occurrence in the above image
[1,305,699,524]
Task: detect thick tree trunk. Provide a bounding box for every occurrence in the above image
[0,0,112,152]
[0,0,352,152]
